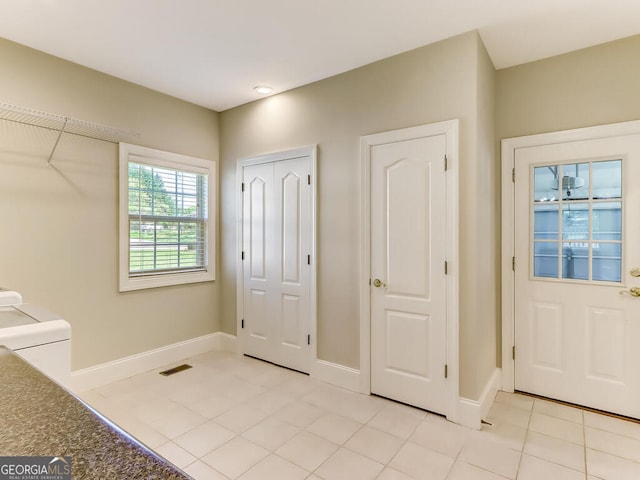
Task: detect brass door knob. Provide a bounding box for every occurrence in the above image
[372,278,387,288]
[619,287,640,297]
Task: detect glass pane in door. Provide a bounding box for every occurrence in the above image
[592,160,622,199]
[534,242,559,278]
[560,162,589,201]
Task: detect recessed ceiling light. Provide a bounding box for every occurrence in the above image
[254,86,273,95]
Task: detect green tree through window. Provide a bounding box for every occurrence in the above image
[128,162,207,274]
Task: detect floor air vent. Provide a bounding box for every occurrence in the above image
[159,364,192,376]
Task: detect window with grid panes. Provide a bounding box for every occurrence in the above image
[119,143,216,291]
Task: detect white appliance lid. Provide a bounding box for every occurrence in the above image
[0,306,38,328]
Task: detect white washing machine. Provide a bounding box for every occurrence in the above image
[0,289,71,387]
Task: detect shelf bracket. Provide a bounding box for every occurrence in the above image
[47,117,68,167]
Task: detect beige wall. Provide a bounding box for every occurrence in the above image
[497,34,640,140]
[459,39,498,397]
[0,38,220,370]
[220,31,499,399]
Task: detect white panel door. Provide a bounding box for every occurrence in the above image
[515,134,640,418]
[241,156,312,373]
[370,134,448,414]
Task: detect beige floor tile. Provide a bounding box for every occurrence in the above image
[273,400,326,428]
[118,416,169,449]
[533,398,584,424]
[330,392,388,424]
[174,420,236,458]
[493,391,534,411]
[587,448,640,480]
[214,404,269,434]
[307,412,362,445]
[237,454,308,480]
[377,467,414,479]
[314,448,384,480]
[220,377,267,403]
[243,389,296,415]
[183,460,229,480]
[276,431,338,471]
[447,461,511,480]
[344,425,404,464]
[367,405,423,439]
[186,394,237,419]
[389,442,453,480]
[529,412,584,445]
[487,401,532,429]
[584,411,640,441]
[242,417,300,451]
[140,401,208,439]
[458,436,521,479]
[518,454,586,480]
[471,418,527,451]
[586,427,640,463]
[202,436,269,479]
[524,430,585,472]
[409,416,470,458]
[154,441,197,470]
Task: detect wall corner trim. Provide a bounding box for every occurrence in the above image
[455,368,502,430]
[70,332,237,393]
[311,359,362,393]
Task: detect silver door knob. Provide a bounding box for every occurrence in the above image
[372,278,386,288]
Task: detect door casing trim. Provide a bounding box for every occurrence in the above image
[359,120,459,422]
[501,120,640,393]
[236,145,318,372]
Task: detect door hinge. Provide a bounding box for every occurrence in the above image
[241,319,245,329]
[307,254,311,265]
[307,174,311,185]
[512,346,515,360]
[444,261,448,274]
[444,364,448,378]
[444,155,448,171]
[241,182,245,192]
[241,251,245,261]
[512,168,515,183]
[307,334,311,345]
[512,257,515,271]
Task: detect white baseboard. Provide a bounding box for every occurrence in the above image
[480,368,502,419]
[71,332,231,393]
[455,368,502,430]
[212,332,238,353]
[311,359,361,392]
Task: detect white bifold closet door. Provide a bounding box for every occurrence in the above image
[241,156,312,373]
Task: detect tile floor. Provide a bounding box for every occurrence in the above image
[78,351,640,480]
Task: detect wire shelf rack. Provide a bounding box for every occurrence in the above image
[0,101,138,165]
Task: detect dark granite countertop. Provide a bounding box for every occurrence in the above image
[0,346,192,479]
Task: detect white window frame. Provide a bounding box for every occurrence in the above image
[119,143,216,291]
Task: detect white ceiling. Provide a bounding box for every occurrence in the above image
[1,0,639,112]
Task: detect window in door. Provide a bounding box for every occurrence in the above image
[532,159,622,283]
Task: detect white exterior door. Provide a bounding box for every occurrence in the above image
[240,152,314,373]
[369,133,448,414]
[514,134,640,418]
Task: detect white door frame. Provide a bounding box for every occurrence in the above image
[236,145,318,367]
[359,120,460,422]
[501,120,640,393]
